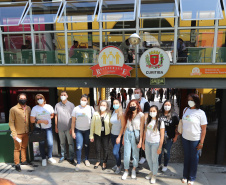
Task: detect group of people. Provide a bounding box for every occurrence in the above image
[9,89,207,185]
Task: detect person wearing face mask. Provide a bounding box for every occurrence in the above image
[54,91,75,164]
[71,94,95,171]
[110,99,126,174]
[121,100,144,180]
[30,94,56,167]
[90,100,111,170]
[133,88,150,165]
[180,94,207,185]
[142,105,165,184]
[158,100,179,172]
[9,93,31,172]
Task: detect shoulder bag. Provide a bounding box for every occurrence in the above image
[29,123,47,143]
[177,107,188,134]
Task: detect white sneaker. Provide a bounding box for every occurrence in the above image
[145,172,153,180]
[139,157,146,164]
[122,171,129,180]
[131,169,136,179]
[42,159,47,167]
[84,160,90,167]
[115,166,121,174]
[162,166,168,172]
[75,164,80,172]
[112,165,117,171]
[130,160,133,164]
[48,158,56,164]
[150,175,156,184]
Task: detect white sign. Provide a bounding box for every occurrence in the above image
[140,48,170,78]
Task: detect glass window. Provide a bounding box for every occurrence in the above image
[34,33,65,64]
[180,0,223,20]
[21,1,63,24]
[58,0,98,23]
[139,0,179,19]
[216,29,226,63]
[2,34,32,64]
[98,0,136,22]
[0,2,28,26]
[177,29,214,63]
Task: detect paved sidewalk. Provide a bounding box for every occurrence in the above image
[0,159,226,185]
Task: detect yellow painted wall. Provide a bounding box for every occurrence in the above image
[197,89,216,106]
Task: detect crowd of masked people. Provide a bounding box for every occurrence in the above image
[9,88,207,185]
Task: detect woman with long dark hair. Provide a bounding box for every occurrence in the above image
[121,100,144,180]
[158,100,179,172]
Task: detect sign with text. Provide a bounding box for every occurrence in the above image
[150,78,165,85]
[90,46,133,78]
[140,48,170,78]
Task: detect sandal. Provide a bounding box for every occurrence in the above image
[187,181,194,185]
[181,179,187,183]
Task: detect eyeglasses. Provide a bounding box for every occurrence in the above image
[37,98,43,100]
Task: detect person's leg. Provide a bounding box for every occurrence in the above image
[39,129,47,159]
[58,130,66,158]
[123,130,132,170]
[21,133,29,163]
[158,142,164,166]
[94,134,101,163]
[65,130,75,160]
[145,141,152,171]
[75,129,83,164]
[14,135,22,165]
[151,143,159,176]
[102,134,110,164]
[46,128,53,159]
[182,137,191,180]
[131,130,140,168]
[189,140,200,182]
[111,134,121,166]
[83,129,90,161]
[163,138,174,167]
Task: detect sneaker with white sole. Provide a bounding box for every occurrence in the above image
[150,175,156,184]
[139,157,146,164]
[84,160,90,167]
[42,159,47,167]
[122,171,129,180]
[162,166,168,172]
[112,165,117,171]
[115,166,121,174]
[131,169,136,179]
[75,164,80,172]
[48,158,56,164]
[145,172,153,180]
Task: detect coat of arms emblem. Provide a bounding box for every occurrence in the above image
[145,50,164,69]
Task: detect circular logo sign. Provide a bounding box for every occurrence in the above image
[140,48,170,78]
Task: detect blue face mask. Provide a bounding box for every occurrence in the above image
[113,104,120,110]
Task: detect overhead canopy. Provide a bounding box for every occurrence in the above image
[139,0,179,19]
[0,2,28,26]
[180,0,223,20]
[97,0,136,22]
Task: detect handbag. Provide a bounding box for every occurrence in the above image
[178,107,188,134]
[131,117,140,145]
[29,124,47,143]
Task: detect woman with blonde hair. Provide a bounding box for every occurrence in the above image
[110,99,126,174]
[90,100,111,170]
[30,94,56,166]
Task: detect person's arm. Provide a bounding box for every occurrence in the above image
[172,114,180,143]
[8,108,17,140]
[197,124,207,150]
[90,115,96,142]
[138,114,145,148]
[142,128,146,151]
[158,126,165,154]
[50,113,54,119]
[55,114,58,133]
[30,116,48,125]
[143,102,150,121]
[116,114,126,144]
[71,116,76,139]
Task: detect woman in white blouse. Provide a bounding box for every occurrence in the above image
[122,100,144,180]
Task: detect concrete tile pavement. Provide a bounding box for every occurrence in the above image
[1,159,226,185]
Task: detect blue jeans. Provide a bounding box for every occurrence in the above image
[158,138,174,166]
[111,134,122,167]
[58,130,75,160]
[39,127,53,159]
[182,137,200,181]
[75,129,90,164]
[124,129,139,170]
[145,142,159,175]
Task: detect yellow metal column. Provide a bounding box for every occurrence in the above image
[101,88,106,100]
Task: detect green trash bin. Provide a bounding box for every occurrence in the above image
[0,123,14,163]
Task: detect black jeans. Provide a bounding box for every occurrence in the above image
[94,134,110,163]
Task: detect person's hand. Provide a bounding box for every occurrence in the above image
[42,120,48,125]
[157,148,162,154]
[196,143,203,150]
[142,143,145,151]
[173,136,178,143]
[90,138,94,142]
[12,136,17,141]
[55,127,58,133]
[69,129,72,135]
[72,132,76,139]
[137,141,142,149]
[116,137,121,144]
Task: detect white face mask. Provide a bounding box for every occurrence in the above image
[80,101,87,106]
[188,100,196,108]
[149,112,157,118]
[164,105,171,111]
[134,94,140,99]
[61,96,67,101]
[100,106,107,112]
[37,99,44,105]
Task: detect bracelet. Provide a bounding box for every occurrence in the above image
[157,148,162,151]
[35,118,38,124]
[199,143,203,145]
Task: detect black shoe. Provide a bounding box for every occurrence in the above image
[21,161,29,165]
[58,157,65,163]
[102,166,107,170]
[68,159,75,164]
[15,164,21,172]
[94,165,99,169]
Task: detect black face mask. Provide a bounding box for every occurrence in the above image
[129,106,136,111]
[19,99,27,105]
